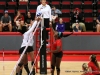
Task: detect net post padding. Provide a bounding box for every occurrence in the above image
[35,28,52,73]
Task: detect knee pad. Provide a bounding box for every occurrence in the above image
[31,61,35,66]
[56,67,60,72]
[51,65,55,70]
[18,63,23,67]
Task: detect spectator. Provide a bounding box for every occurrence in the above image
[55,18,65,32]
[73,21,82,32]
[25,11,33,29]
[51,6,62,23]
[71,8,86,32]
[14,10,24,30]
[82,63,93,75]
[0,10,12,32]
[88,54,100,75]
[96,15,100,32]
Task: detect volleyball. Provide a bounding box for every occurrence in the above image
[36,11,42,17]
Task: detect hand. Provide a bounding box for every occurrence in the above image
[36,17,41,21]
[78,30,81,32]
[3,23,7,27]
[49,22,52,27]
[74,11,76,14]
[76,25,79,29]
[46,50,51,53]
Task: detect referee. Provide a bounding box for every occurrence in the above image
[36,0,52,45]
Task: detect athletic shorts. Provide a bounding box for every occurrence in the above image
[19,46,34,54]
[53,51,63,58]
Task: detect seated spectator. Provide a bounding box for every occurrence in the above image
[0,10,12,32]
[71,8,86,32]
[96,15,100,32]
[14,10,24,30]
[73,21,82,32]
[25,11,33,29]
[82,63,93,75]
[88,54,100,75]
[55,18,65,32]
[51,6,62,23]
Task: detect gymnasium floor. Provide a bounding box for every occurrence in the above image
[0,55,100,75]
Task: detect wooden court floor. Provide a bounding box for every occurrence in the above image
[0,61,97,75]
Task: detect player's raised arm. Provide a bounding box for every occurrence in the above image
[26,13,42,34]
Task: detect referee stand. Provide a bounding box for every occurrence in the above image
[35,27,53,74]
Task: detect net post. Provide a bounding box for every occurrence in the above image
[35,29,38,73]
[40,26,47,74]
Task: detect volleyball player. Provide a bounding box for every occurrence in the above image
[47,23,73,75]
[88,54,100,75]
[16,16,41,75]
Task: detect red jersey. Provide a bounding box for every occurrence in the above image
[52,39,62,51]
[88,61,100,75]
[14,15,24,21]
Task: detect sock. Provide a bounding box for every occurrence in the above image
[24,63,30,74]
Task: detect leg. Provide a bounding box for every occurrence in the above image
[0,24,2,32]
[8,24,12,32]
[16,21,21,30]
[55,57,62,75]
[20,21,24,26]
[51,54,56,75]
[96,24,100,32]
[16,54,27,75]
[79,22,86,32]
[19,54,28,75]
[22,54,30,75]
[29,51,35,75]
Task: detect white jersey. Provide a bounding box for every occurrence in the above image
[36,4,52,21]
[21,21,38,47]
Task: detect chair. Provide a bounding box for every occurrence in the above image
[18,1,28,9]
[72,1,82,9]
[29,9,36,19]
[97,9,100,16]
[18,9,26,16]
[97,1,100,9]
[83,1,93,9]
[61,9,70,17]
[0,0,7,2]
[83,9,93,17]
[0,2,6,10]
[51,1,60,9]
[8,2,17,9]
[29,1,38,9]
[29,0,39,1]
[0,10,4,18]
[61,1,70,9]
[61,0,72,2]
[62,17,71,31]
[8,9,15,21]
[84,17,94,31]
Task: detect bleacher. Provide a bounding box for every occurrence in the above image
[0,0,98,31]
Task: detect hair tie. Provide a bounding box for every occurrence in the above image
[58,32,61,37]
